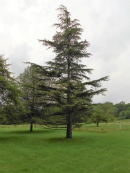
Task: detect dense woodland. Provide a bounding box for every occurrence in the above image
[0,5,129,138]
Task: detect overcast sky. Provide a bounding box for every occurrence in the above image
[0,0,130,104]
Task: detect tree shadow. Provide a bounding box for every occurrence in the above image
[0,129,54,143]
[47,135,93,144]
[0,136,20,142]
[7,129,54,134]
[49,137,67,142]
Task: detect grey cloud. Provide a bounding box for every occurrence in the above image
[9,43,32,76]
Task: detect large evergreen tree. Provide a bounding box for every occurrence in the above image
[38,5,109,138]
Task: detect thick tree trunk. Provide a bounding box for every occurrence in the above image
[66,78,72,138]
[30,122,33,132]
[66,113,72,138]
[96,122,99,127]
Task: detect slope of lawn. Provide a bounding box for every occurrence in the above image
[0,122,130,173]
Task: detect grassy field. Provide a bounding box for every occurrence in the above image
[0,121,130,173]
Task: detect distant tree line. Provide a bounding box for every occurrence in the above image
[88,101,130,127]
[114,101,130,120]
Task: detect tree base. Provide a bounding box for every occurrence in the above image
[66,123,72,139]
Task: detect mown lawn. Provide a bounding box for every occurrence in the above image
[0,122,130,173]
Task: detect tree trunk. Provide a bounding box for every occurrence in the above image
[30,122,33,132]
[66,18,72,139]
[66,113,72,138]
[97,122,99,127]
[66,74,72,138]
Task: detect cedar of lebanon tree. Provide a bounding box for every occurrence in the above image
[39,5,109,138]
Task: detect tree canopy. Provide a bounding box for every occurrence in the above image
[0,55,24,124]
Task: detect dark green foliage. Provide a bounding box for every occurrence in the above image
[119,110,125,120]
[114,101,130,119]
[0,55,19,106]
[124,103,130,111]
[0,55,24,124]
[18,65,46,131]
[125,107,130,119]
[114,101,125,117]
[38,5,108,138]
[1,104,24,125]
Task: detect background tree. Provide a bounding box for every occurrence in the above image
[91,102,116,126]
[38,5,109,138]
[91,106,105,127]
[0,55,23,124]
[124,103,130,112]
[18,65,44,131]
[114,101,125,117]
[100,102,117,121]
[125,107,130,119]
[119,110,125,120]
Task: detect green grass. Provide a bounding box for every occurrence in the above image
[0,121,130,173]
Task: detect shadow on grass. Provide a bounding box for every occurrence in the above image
[7,129,54,134]
[0,136,20,142]
[47,135,95,144]
[49,137,67,142]
[0,130,54,143]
